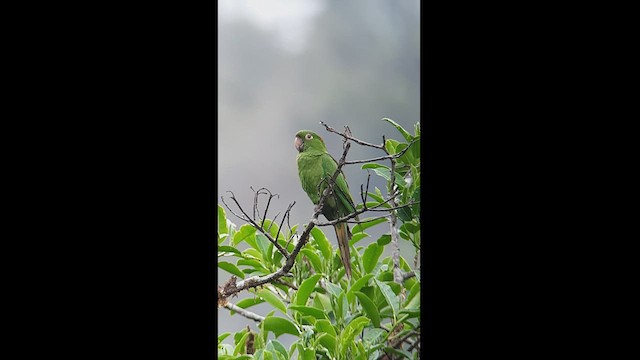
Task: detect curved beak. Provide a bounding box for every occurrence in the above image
[294,136,304,152]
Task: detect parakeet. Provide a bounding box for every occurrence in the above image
[294,130,358,279]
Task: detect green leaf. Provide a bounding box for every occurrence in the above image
[369,167,406,187]
[218,332,231,343]
[233,327,248,344]
[365,189,387,205]
[301,347,315,360]
[352,217,387,234]
[363,328,386,344]
[261,219,281,240]
[277,238,295,254]
[241,248,262,260]
[267,340,288,360]
[374,279,399,321]
[377,271,394,282]
[233,224,257,245]
[382,118,414,142]
[405,281,420,306]
[218,261,245,279]
[385,138,400,154]
[385,281,402,295]
[218,205,228,236]
[400,222,420,235]
[237,259,267,272]
[399,308,420,318]
[217,245,242,257]
[377,234,392,246]
[410,138,420,164]
[311,227,332,260]
[262,317,300,338]
[339,316,370,351]
[233,332,250,355]
[272,248,283,267]
[295,274,322,306]
[324,280,344,299]
[256,289,287,314]
[300,248,323,274]
[230,297,265,315]
[315,293,332,313]
[361,163,389,171]
[336,292,348,323]
[355,291,381,327]
[315,319,337,337]
[349,232,369,246]
[346,273,374,304]
[288,305,328,319]
[262,349,274,360]
[362,242,384,274]
[404,287,420,310]
[316,333,337,355]
[383,346,413,359]
[255,234,272,262]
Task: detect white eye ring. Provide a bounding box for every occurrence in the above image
[305,134,313,140]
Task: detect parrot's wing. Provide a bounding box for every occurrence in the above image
[321,154,358,217]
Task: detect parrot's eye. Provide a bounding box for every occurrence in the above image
[305,134,313,140]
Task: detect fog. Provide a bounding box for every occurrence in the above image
[218,0,420,348]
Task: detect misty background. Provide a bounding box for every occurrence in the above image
[218,0,420,347]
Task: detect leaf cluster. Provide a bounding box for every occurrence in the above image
[218,120,421,359]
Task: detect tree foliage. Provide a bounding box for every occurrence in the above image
[218,120,421,359]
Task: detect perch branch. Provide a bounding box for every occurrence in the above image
[320,121,384,149]
[218,137,352,299]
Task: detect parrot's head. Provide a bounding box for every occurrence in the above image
[294,130,326,153]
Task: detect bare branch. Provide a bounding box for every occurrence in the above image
[364,201,420,212]
[274,278,298,290]
[275,202,295,247]
[407,337,420,352]
[221,191,290,258]
[379,130,403,284]
[316,215,388,227]
[320,121,384,149]
[314,193,408,227]
[402,270,416,281]
[223,302,265,322]
[343,138,419,165]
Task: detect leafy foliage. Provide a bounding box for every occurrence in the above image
[218,121,421,359]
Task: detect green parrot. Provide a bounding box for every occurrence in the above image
[294,130,358,279]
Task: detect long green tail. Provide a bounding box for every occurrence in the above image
[334,221,352,279]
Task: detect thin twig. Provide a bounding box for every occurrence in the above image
[222,191,290,258]
[224,302,265,322]
[320,121,384,149]
[382,133,403,284]
[314,194,407,226]
[343,139,419,164]
[317,215,388,227]
[402,271,416,281]
[275,202,295,248]
[274,279,299,290]
[364,201,420,212]
[407,336,420,351]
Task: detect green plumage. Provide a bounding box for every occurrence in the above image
[294,130,357,278]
